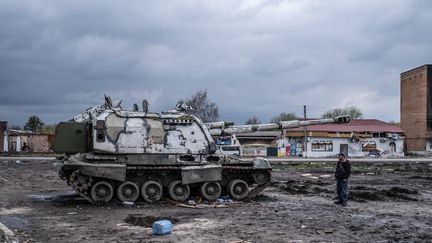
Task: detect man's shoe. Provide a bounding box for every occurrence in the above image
[334,201,342,204]
[342,202,347,206]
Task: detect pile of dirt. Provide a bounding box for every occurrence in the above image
[350,186,419,202]
[277,180,420,203]
[278,180,332,195]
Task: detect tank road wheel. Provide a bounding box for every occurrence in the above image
[253,170,271,185]
[117,181,140,202]
[168,180,190,202]
[228,179,249,200]
[200,182,222,201]
[91,181,114,203]
[141,181,163,202]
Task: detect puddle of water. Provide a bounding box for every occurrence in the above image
[26,194,53,201]
[124,214,179,227]
[0,216,28,230]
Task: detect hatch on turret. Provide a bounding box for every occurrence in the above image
[53,122,89,153]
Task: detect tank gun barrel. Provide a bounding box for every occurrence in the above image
[209,116,350,136]
[205,121,235,129]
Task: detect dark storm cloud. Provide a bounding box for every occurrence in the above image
[1,0,432,126]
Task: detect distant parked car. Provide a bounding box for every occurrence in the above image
[215,145,241,156]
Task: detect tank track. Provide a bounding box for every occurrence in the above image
[65,164,271,205]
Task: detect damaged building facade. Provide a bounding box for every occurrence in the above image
[225,119,404,158]
[280,119,404,158]
[1,126,54,154]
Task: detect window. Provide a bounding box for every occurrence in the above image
[312,141,319,151]
[311,140,333,152]
[389,142,396,152]
[362,141,377,151]
[325,140,333,151]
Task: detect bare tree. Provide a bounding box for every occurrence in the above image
[41,124,57,134]
[270,112,297,123]
[24,115,45,133]
[185,90,219,122]
[245,116,262,125]
[388,120,400,126]
[322,106,363,119]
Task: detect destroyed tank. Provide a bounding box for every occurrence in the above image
[52,96,350,204]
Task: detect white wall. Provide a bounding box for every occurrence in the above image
[426,140,432,152]
[306,137,404,158]
[2,130,8,153]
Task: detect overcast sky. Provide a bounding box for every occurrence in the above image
[1,0,431,126]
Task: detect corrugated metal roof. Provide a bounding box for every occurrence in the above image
[285,119,403,133]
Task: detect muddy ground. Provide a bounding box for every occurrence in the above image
[0,159,431,243]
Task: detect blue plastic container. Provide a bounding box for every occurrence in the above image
[152,220,173,235]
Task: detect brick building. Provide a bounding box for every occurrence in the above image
[400,64,432,153]
[0,121,7,153]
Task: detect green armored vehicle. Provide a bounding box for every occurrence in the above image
[53,96,350,204]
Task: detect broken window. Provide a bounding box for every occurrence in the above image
[389,142,396,152]
[312,140,332,152]
[362,141,377,151]
[325,140,333,151]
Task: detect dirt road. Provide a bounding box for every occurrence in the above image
[1,159,431,242]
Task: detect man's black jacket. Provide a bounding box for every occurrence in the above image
[335,160,351,180]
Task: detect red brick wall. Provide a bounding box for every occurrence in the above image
[401,65,430,151]
[0,122,7,153]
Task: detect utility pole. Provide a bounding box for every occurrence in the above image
[303,105,307,158]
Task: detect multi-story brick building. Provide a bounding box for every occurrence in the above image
[400,64,432,153]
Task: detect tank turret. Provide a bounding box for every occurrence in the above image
[53,96,350,205]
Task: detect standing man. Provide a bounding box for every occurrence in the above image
[334,152,351,206]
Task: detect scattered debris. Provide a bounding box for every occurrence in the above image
[116,223,130,227]
[0,221,18,243]
[187,200,197,205]
[167,197,241,209]
[122,201,135,207]
[0,177,8,182]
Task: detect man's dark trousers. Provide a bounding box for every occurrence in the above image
[336,178,348,203]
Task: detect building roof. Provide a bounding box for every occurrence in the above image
[401,64,432,75]
[285,119,403,133]
[236,131,281,139]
